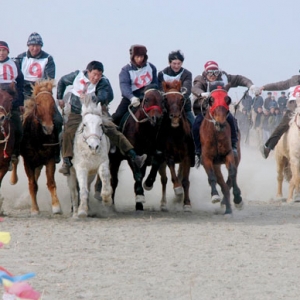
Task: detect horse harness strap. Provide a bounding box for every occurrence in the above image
[163,91,186,114]
[34,91,53,98]
[0,123,11,158]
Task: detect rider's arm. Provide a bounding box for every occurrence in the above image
[262,75,300,91]
[181,69,192,98]
[226,73,253,89]
[44,55,55,79]
[94,76,114,105]
[119,65,134,100]
[56,71,79,99]
[191,75,207,97]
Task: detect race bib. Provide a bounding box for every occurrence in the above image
[71,71,96,97]
[22,56,48,81]
[162,69,184,82]
[129,63,153,91]
[0,59,18,83]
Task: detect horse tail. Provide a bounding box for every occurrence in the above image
[283,158,292,182]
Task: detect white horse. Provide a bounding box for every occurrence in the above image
[67,95,112,218]
[275,102,300,203]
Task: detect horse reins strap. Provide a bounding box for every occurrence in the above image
[34,91,53,98]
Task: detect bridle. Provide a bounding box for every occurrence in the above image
[163,89,186,118]
[78,114,105,144]
[128,89,163,124]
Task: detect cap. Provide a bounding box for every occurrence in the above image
[27,32,43,46]
[204,61,219,71]
[0,41,9,53]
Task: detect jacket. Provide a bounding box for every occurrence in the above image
[263,75,300,91]
[57,70,114,114]
[192,71,253,97]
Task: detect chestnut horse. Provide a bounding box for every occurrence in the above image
[0,84,18,213]
[107,85,164,210]
[146,80,194,211]
[201,87,243,215]
[18,80,62,215]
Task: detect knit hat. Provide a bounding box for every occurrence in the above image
[0,41,9,53]
[204,61,219,71]
[168,50,184,63]
[129,45,148,61]
[27,32,43,46]
[288,85,300,101]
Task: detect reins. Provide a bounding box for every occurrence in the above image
[163,90,186,115]
[128,89,163,124]
[0,105,12,158]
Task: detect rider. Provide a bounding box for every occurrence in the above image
[158,50,194,126]
[15,32,63,163]
[57,61,146,176]
[260,73,300,158]
[191,60,256,162]
[112,44,158,125]
[0,41,24,166]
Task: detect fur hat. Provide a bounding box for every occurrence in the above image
[129,45,148,61]
[204,61,219,71]
[168,50,184,63]
[0,41,9,53]
[27,32,43,46]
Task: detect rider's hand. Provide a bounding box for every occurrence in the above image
[58,100,65,109]
[201,92,210,98]
[131,96,140,107]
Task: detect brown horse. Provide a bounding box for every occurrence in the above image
[108,85,164,210]
[18,80,62,215]
[0,83,18,213]
[200,87,243,215]
[147,80,194,211]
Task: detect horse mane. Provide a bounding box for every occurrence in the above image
[31,79,55,97]
[289,105,300,126]
[163,80,182,92]
[0,82,16,98]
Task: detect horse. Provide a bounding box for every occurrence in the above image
[107,86,164,210]
[67,95,112,218]
[0,83,18,213]
[275,102,300,203]
[146,80,194,211]
[18,80,62,216]
[200,87,243,215]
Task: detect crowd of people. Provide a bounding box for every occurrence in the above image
[1,32,300,175]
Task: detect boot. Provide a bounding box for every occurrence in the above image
[260,144,271,159]
[54,145,61,164]
[232,141,238,157]
[59,157,72,175]
[126,149,147,169]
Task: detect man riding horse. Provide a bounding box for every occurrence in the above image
[191,60,258,164]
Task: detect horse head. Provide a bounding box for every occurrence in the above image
[162,80,186,128]
[208,88,231,131]
[135,85,164,126]
[80,95,105,153]
[0,83,15,124]
[31,80,56,135]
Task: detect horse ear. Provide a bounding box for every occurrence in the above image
[97,103,103,116]
[226,96,232,105]
[162,81,167,92]
[208,96,214,107]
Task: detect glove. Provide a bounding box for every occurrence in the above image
[131,96,140,107]
[201,92,210,98]
[249,85,260,95]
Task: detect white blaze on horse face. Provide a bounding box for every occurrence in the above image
[83,114,104,153]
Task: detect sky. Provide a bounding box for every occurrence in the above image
[2,0,300,111]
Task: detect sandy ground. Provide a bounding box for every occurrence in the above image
[1,131,300,300]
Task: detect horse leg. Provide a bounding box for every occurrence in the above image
[167,159,183,196]
[9,157,19,185]
[144,151,164,190]
[290,159,300,202]
[276,157,284,199]
[202,160,220,203]
[98,161,112,206]
[94,174,102,201]
[45,162,62,215]
[110,157,121,206]
[0,176,5,215]
[67,168,79,217]
[227,162,243,209]
[76,169,89,218]
[180,161,192,212]
[23,164,39,215]
[158,162,168,211]
[215,165,232,215]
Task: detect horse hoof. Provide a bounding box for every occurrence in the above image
[286,198,293,204]
[78,209,88,218]
[135,202,144,211]
[94,192,102,201]
[174,186,184,196]
[211,195,221,204]
[294,194,300,202]
[52,205,62,215]
[183,205,192,212]
[31,210,40,217]
[160,205,168,212]
[224,213,233,219]
[135,195,145,203]
[234,201,244,210]
[143,182,153,191]
[102,195,112,206]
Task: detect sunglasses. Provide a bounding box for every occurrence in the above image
[206,70,220,77]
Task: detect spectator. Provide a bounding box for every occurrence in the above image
[277,91,287,113]
[264,92,272,110]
